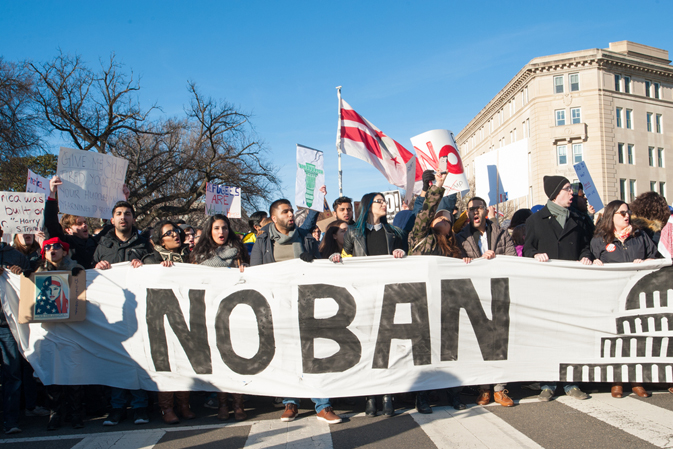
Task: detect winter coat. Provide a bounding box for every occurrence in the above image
[455,219,517,258]
[408,185,457,256]
[523,205,594,261]
[0,244,30,327]
[590,230,658,263]
[36,255,83,273]
[631,216,663,249]
[343,223,404,257]
[142,245,190,265]
[92,227,153,265]
[250,224,320,266]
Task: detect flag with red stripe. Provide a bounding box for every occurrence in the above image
[337,94,420,203]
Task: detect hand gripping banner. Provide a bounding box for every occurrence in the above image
[1,256,672,397]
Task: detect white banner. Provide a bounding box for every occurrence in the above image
[574,161,604,212]
[296,144,325,212]
[410,130,469,195]
[0,192,45,234]
[26,169,50,196]
[1,257,672,396]
[56,147,129,219]
[205,183,241,218]
[474,139,530,206]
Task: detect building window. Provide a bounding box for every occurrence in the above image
[573,144,583,164]
[626,109,633,129]
[554,76,564,94]
[647,113,653,132]
[618,143,625,164]
[654,83,661,99]
[627,144,634,165]
[624,76,631,94]
[658,148,664,167]
[651,181,657,192]
[571,108,581,124]
[620,179,627,201]
[660,181,666,197]
[629,179,636,201]
[656,114,662,133]
[616,108,622,127]
[526,118,530,137]
[649,147,655,166]
[524,86,529,104]
[522,121,526,139]
[557,145,567,165]
[510,130,513,143]
[513,128,517,141]
[555,109,566,126]
[646,80,652,97]
[615,74,622,92]
[570,73,579,92]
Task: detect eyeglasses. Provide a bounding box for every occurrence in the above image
[161,229,180,239]
[561,186,573,193]
[468,206,485,213]
[372,199,386,205]
[43,243,62,251]
[614,210,632,217]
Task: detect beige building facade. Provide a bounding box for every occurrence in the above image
[456,41,673,209]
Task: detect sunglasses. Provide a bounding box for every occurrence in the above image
[468,206,485,213]
[372,199,386,205]
[614,210,632,217]
[161,229,180,239]
[44,243,62,251]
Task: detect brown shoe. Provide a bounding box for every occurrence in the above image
[280,403,298,422]
[669,387,673,395]
[231,394,247,421]
[217,393,229,421]
[157,392,179,425]
[476,389,491,405]
[493,390,514,407]
[175,392,196,419]
[611,384,623,398]
[316,406,342,424]
[631,384,651,398]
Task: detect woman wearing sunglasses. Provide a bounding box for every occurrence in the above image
[142,220,190,267]
[591,200,657,398]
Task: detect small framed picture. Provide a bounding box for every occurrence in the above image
[19,270,86,324]
[33,273,70,320]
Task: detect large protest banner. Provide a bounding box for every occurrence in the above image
[0,192,45,234]
[56,147,129,219]
[205,183,241,218]
[26,169,50,196]
[295,144,325,212]
[1,257,672,397]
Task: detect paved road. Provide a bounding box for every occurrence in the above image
[1,384,672,448]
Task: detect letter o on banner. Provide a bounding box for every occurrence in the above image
[215,290,275,375]
[439,145,464,175]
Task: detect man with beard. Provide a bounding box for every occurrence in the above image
[250,199,340,424]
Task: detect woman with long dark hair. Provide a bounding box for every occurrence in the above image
[13,233,43,270]
[319,220,348,260]
[190,214,248,421]
[591,200,656,398]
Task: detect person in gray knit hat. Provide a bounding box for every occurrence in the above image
[524,175,594,402]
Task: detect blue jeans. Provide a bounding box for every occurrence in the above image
[283,397,330,413]
[110,387,148,409]
[0,327,22,430]
[541,383,579,394]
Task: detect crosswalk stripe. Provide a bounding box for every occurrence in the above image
[556,392,673,448]
[243,417,333,449]
[70,429,165,449]
[410,406,543,449]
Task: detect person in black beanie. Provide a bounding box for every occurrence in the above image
[523,175,594,402]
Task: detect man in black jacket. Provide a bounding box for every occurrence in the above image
[93,201,153,426]
[524,175,593,402]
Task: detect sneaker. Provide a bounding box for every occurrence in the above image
[316,407,342,424]
[494,390,514,407]
[280,403,298,422]
[204,394,219,409]
[565,387,588,400]
[522,382,541,391]
[103,408,125,426]
[538,389,554,402]
[25,406,50,417]
[4,427,21,435]
[133,407,150,424]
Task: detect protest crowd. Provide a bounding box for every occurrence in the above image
[1,168,673,436]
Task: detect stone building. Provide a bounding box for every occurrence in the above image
[456,41,673,208]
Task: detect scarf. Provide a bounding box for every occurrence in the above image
[199,244,240,268]
[156,245,190,263]
[267,224,305,259]
[615,225,632,242]
[546,200,570,229]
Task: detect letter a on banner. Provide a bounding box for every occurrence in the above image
[410,130,469,195]
[296,144,325,212]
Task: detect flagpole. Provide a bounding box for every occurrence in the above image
[336,86,344,198]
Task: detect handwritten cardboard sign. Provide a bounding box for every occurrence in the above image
[26,169,50,196]
[573,161,604,211]
[0,192,45,234]
[56,147,128,218]
[205,183,241,218]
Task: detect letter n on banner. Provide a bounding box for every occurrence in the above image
[440,278,511,361]
[298,284,361,373]
[373,283,431,369]
[146,289,212,374]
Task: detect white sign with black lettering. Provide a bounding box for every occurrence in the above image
[0,192,45,234]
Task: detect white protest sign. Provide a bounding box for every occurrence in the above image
[474,139,530,206]
[26,169,50,196]
[573,161,604,211]
[205,183,241,218]
[295,144,325,212]
[0,192,45,234]
[381,190,402,223]
[410,129,469,195]
[56,147,128,219]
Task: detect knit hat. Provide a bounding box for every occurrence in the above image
[543,175,570,200]
[41,237,70,257]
